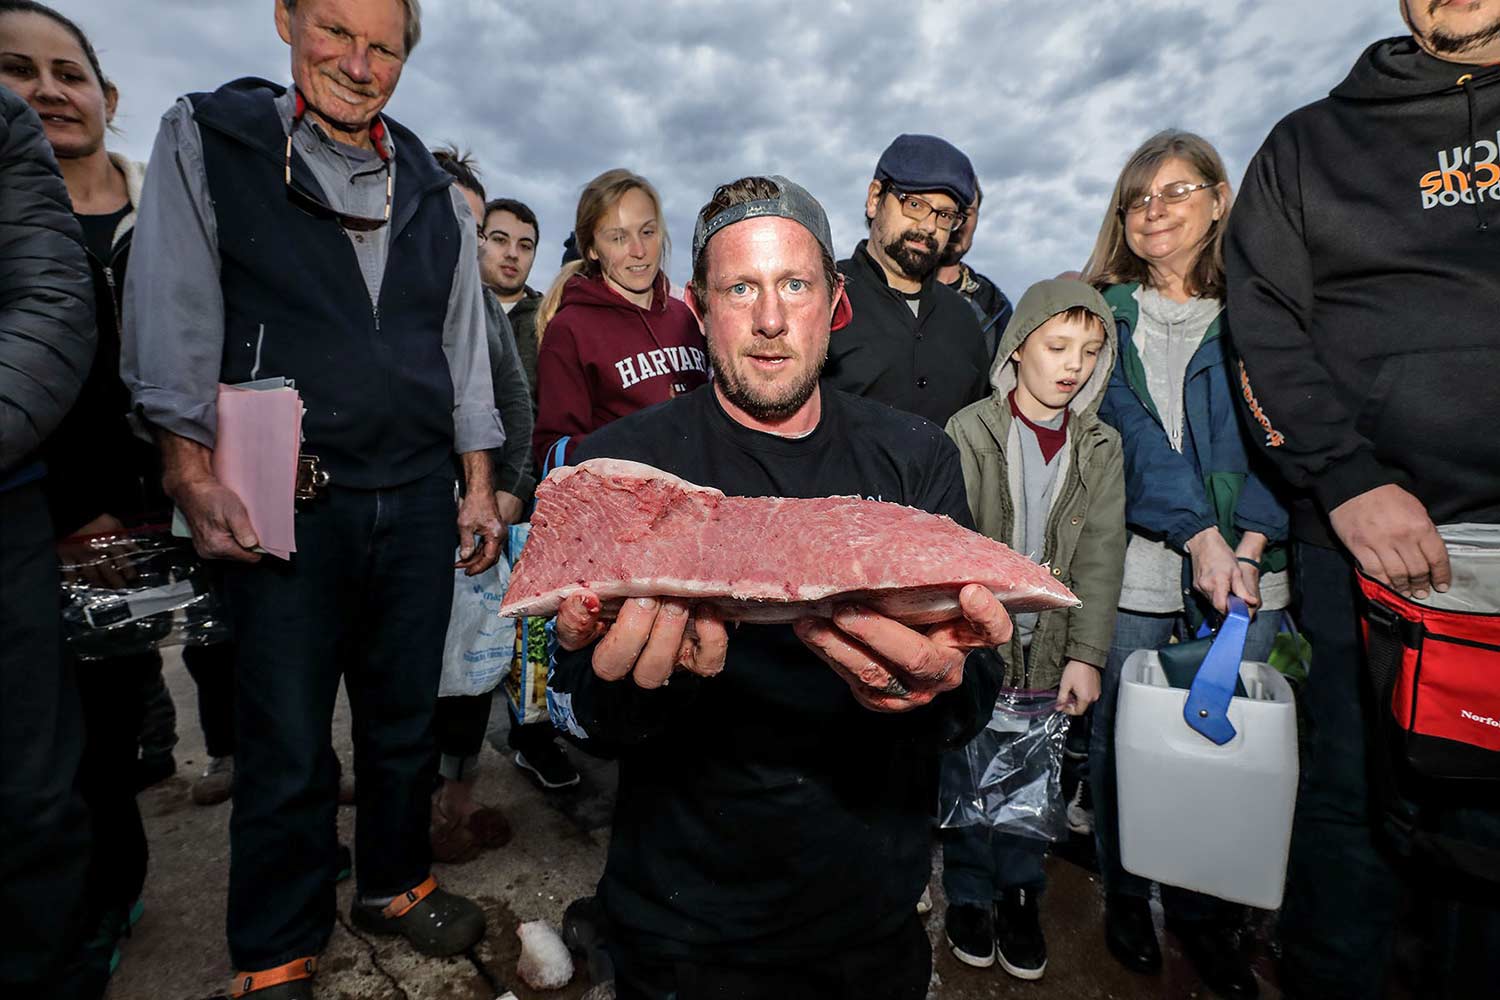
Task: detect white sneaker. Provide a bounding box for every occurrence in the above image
[916,885,933,915]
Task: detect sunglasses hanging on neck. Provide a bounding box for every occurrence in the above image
[283,89,393,232]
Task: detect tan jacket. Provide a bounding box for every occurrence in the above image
[944,279,1127,690]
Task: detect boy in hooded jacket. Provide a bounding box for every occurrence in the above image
[940,279,1127,981]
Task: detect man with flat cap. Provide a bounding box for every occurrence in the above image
[826,134,990,426]
[544,175,1011,999]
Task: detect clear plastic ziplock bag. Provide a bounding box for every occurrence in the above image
[59,530,232,660]
[939,689,1070,841]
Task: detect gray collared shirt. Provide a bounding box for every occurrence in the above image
[121,86,503,457]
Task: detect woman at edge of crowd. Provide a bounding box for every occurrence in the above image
[1082,129,1292,1000]
[530,168,708,471]
[0,0,240,979]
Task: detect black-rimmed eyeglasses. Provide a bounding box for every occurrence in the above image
[889,189,967,232]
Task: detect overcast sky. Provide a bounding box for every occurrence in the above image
[70,0,1405,298]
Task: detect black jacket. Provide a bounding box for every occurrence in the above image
[826,242,989,427]
[945,262,1013,365]
[39,157,166,536]
[1226,38,1500,540]
[483,289,535,500]
[507,286,542,406]
[0,87,95,487]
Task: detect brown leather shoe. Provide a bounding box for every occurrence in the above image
[191,756,234,806]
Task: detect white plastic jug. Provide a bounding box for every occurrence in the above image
[1114,602,1299,910]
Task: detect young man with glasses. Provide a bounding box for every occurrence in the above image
[824,133,990,427]
[121,2,505,996]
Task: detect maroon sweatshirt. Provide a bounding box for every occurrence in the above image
[532,271,709,468]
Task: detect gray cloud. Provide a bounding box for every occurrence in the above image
[70,0,1406,298]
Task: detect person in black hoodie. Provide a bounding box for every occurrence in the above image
[1226,4,1500,997]
[547,175,1009,1000]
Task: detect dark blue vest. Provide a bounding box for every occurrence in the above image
[190,78,459,489]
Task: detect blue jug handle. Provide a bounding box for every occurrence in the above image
[1183,596,1250,745]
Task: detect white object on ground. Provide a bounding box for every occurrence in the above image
[516,920,574,990]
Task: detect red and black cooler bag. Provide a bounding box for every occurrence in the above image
[1359,572,1500,782]
[1357,525,1500,880]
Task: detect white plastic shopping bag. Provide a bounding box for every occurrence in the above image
[438,554,515,698]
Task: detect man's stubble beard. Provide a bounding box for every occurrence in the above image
[707,329,827,423]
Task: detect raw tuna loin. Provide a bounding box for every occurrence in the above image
[500,458,1080,624]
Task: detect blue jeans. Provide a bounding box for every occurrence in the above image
[1279,543,1500,999]
[222,471,457,971]
[1089,605,1282,924]
[942,826,1048,905]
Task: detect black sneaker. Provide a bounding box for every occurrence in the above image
[562,895,615,984]
[1169,918,1259,999]
[514,741,581,790]
[944,902,996,968]
[995,887,1047,981]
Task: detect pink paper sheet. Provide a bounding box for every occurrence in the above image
[213,384,301,560]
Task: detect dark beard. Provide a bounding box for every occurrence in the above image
[882,228,940,279]
[708,337,826,423]
[1424,1,1500,54]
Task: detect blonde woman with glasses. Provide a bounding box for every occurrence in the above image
[1082,129,1292,1000]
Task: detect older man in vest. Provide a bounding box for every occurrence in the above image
[122,2,504,997]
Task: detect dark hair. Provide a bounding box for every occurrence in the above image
[1055,305,1108,337]
[483,197,538,241]
[430,145,484,200]
[689,175,839,307]
[0,1,110,91]
[865,177,895,229]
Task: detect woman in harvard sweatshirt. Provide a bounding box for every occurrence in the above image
[531,169,708,470]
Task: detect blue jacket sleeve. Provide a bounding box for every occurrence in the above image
[1097,346,1216,551]
[1233,472,1290,542]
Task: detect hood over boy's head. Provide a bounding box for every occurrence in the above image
[992,278,1117,419]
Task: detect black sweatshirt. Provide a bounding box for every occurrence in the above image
[1226,37,1500,542]
[546,383,1003,964]
[826,242,990,427]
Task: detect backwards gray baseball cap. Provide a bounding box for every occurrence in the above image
[691,175,835,270]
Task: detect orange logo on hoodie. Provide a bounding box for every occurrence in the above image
[1239,361,1285,448]
[1419,136,1500,209]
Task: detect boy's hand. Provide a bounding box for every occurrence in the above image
[1056,659,1101,716]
